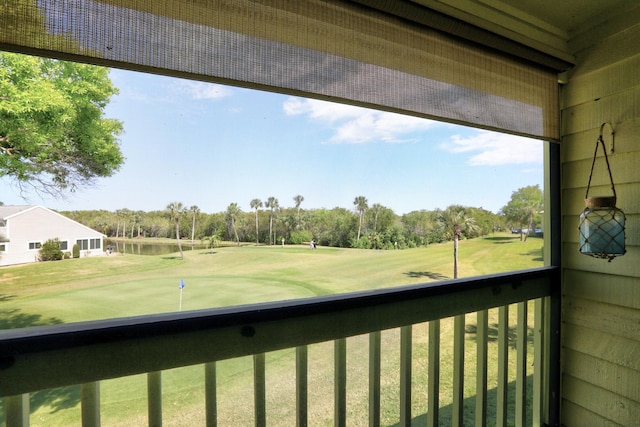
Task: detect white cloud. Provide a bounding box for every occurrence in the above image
[283,97,436,144]
[443,131,543,166]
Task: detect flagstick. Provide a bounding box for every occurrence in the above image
[178,279,185,311]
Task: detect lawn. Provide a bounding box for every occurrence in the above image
[0,233,544,426]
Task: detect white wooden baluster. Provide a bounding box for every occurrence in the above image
[334,338,347,427]
[427,320,440,427]
[533,298,545,426]
[5,393,29,427]
[205,362,217,427]
[516,302,528,425]
[253,353,266,427]
[296,346,308,427]
[369,332,381,427]
[400,326,412,426]
[475,310,488,426]
[81,381,100,427]
[147,372,162,427]
[452,314,465,427]
[497,305,509,427]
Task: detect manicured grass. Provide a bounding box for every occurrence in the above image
[0,233,544,426]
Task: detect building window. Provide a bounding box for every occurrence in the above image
[77,239,100,250]
[58,241,68,251]
[90,238,101,250]
[0,244,5,252]
[28,242,42,250]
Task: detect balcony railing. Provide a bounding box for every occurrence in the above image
[0,266,559,426]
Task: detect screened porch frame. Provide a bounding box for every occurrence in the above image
[0,1,564,425]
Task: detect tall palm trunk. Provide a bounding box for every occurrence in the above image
[175,220,184,259]
[255,211,259,244]
[453,235,459,279]
[191,215,196,244]
[269,216,273,245]
[232,218,240,246]
[453,224,461,279]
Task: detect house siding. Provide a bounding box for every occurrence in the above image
[561,7,640,426]
[0,206,104,266]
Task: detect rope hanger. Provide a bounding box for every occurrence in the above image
[585,122,616,200]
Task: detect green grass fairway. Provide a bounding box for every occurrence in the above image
[0,233,544,426]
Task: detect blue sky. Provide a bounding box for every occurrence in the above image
[0,69,543,215]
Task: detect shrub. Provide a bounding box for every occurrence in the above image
[350,235,371,249]
[39,238,64,261]
[72,244,80,259]
[289,230,312,245]
[202,234,221,249]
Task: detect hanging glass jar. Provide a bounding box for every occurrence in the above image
[579,196,625,260]
[578,123,626,261]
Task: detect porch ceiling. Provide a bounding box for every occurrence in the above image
[411,0,634,62]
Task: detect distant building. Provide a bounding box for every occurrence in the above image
[0,205,105,266]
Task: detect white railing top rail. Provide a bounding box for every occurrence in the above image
[0,266,557,397]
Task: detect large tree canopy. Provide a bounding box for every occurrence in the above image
[501,185,544,240]
[0,51,124,196]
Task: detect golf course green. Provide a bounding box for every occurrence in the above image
[0,233,544,426]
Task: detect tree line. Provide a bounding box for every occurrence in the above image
[61,186,543,251]
[2,51,544,252]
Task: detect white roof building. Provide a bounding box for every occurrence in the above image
[0,205,105,266]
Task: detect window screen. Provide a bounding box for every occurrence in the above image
[0,0,560,140]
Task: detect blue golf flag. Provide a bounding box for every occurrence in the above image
[179,279,185,289]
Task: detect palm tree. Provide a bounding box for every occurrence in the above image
[250,198,263,244]
[226,203,241,246]
[265,197,279,245]
[370,203,382,231]
[202,234,221,250]
[273,205,281,245]
[438,206,480,279]
[114,209,123,239]
[166,202,185,260]
[135,210,144,237]
[353,196,368,241]
[129,211,140,238]
[119,208,131,239]
[189,205,200,244]
[293,194,304,229]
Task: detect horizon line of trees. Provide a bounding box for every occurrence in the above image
[61,186,543,251]
[1,52,543,252]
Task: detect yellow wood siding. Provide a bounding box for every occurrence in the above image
[561,7,640,425]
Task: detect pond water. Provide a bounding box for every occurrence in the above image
[105,240,206,256]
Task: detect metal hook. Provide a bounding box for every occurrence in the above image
[599,122,615,153]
